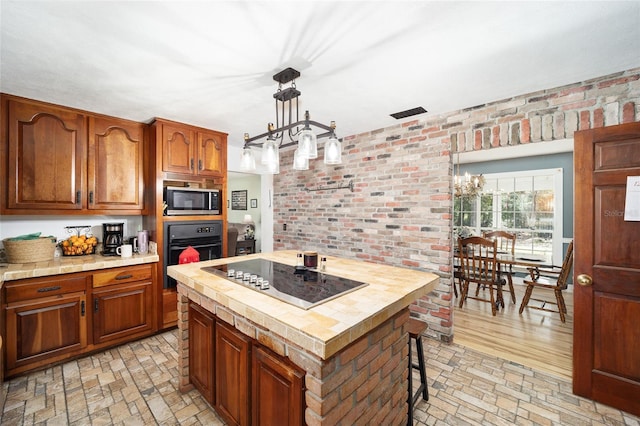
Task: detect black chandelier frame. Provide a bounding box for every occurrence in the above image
[243,67,336,149]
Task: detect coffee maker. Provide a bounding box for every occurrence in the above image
[102,223,124,256]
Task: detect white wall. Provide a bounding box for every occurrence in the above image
[0,215,144,245]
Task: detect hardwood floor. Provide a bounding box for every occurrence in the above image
[453,281,573,380]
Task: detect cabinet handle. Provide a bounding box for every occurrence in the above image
[116,274,133,280]
[198,159,203,170]
[95,299,99,312]
[89,191,94,204]
[76,191,81,204]
[190,158,194,170]
[81,301,85,316]
[37,286,61,293]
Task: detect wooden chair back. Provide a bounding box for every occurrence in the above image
[458,236,498,288]
[482,230,516,255]
[555,240,574,290]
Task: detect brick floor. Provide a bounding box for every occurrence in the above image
[1,330,638,425]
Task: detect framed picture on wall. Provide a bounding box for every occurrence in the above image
[251,198,257,208]
[231,190,247,210]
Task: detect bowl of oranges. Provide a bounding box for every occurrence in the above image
[60,233,98,256]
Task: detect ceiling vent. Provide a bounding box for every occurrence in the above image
[390,107,427,119]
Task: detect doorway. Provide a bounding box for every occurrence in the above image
[227,171,268,253]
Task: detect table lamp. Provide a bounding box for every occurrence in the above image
[243,214,255,240]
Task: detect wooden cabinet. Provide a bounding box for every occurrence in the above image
[88,116,147,211]
[147,118,228,332]
[4,96,86,211]
[186,302,305,426]
[189,302,216,405]
[216,319,251,426]
[91,264,154,345]
[160,121,196,175]
[1,94,147,215]
[252,344,305,426]
[154,119,227,178]
[197,129,226,177]
[4,273,89,377]
[2,264,157,378]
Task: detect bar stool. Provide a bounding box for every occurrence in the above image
[407,317,429,426]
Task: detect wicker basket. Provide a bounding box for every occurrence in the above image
[3,237,57,263]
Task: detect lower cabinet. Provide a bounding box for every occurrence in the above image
[4,273,89,377]
[2,264,157,378]
[91,264,154,345]
[188,301,305,426]
[252,345,305,426]
[216,319,251,426]
[189,302,215,405]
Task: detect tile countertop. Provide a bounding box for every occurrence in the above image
[168,250,439,359]
[0,253,160,285]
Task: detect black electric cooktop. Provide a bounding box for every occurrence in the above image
[201,259,368,310]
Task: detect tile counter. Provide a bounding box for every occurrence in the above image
[0,253,159,285]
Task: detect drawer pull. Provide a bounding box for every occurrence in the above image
[37,286,62,293]
[116,274,133,280]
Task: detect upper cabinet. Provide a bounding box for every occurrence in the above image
[154,119,226,179]
[197,129,226,178]
[4,96,87,211]
[88,117,147,211]
[1,94,148,215]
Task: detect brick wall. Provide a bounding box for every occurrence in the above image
[177,283,411,425]
[273,67,640,343]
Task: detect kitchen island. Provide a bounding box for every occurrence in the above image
[167,250,439,426]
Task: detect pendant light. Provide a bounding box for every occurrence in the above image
[241,67,341,174]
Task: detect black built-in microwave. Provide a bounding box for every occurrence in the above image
[164,186,221,215]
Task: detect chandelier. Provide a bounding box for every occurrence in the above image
[239,67,342,174]
[453,151,485,197]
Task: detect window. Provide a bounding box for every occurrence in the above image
[454,168,563,264]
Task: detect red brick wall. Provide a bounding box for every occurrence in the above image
[272,67,640,343]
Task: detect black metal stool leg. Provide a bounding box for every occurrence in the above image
[407,336,413,426]
[415,336,429,401]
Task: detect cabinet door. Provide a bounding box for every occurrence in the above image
[197,130,226,177]
[6,98,86,210]
[5,291,87,375]
[216,320,251,426]
[88,117,146,211]
[92,280,153,345]
[189,302,215,405]
[161,123,196,174]
[252,345,305,426]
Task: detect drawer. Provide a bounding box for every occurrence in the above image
[5,274,88,303]
[93,264,152,288]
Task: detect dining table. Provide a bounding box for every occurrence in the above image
[454,249,552,308]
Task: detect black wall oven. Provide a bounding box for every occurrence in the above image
[163,220,222,289]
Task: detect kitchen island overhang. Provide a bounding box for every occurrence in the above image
[168,250,439,425]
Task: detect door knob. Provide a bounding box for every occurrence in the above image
[577,274,593,286]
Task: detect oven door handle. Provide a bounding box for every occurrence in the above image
[170,242,222,251]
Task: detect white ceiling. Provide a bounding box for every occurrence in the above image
[2,1,639,149]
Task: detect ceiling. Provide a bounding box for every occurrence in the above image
[2,1,639,150]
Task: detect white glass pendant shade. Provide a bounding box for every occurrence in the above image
[293,148,309,170]
[298,129,317,159]
[239,147,256,171]
[324,136,342,165]
[261,139,278,165]
[262,140,280,174]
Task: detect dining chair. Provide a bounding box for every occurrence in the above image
[519,240,574,323]
[457,236,503,316]
[482,230,517,304]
